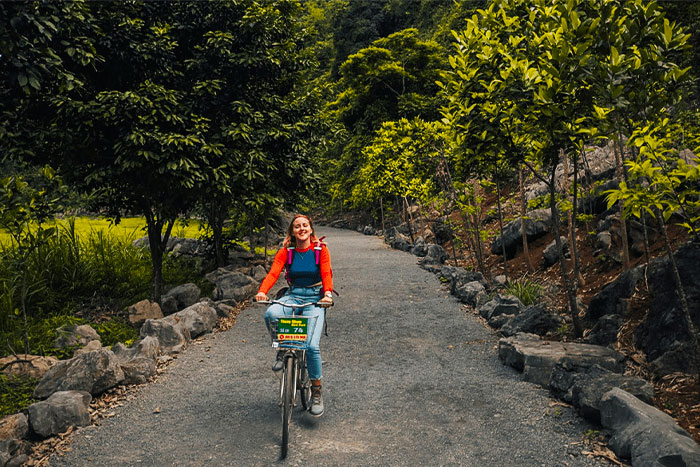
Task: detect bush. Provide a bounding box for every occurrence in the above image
[505,278,543,306]
[0,374,37,417]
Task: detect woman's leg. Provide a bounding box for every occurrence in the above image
[301,304,325,380]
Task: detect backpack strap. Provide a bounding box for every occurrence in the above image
[283,247,294,285]
[313,237,324,265]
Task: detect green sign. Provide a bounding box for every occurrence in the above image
[277,317,309,341]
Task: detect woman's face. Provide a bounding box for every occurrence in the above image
[292,217,312,244]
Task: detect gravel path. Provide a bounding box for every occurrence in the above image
[51,227,605,466]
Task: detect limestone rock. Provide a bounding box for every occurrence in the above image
[73,340,103,357]
[490,208,552,259]
[500,305,564,337]
[584,314,622,346]
[27,391,91,438]
[543,236,568,268]
[120,357,156,385]
[53,324,100,350]
[498,333,624,387]
[168,302,218,338]
[33,348,125,399]
[600,388,700,465]
[478,294,524,320]
[206,269,257,302]
[127,299,164,326]
[139,318,189,354]
[0,413,28,442]
[419,244,448,265]
[162,283,201,312]
[0,355,58,379]
[453,281,487,307]
[586,266,643,321]
[111,336,160,363]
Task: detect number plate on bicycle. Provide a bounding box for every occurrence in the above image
[276,317,309,341]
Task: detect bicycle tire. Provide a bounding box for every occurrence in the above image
[281,356,294,459]
[299,354,312,411]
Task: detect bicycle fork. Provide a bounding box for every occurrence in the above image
[279,353,298,408]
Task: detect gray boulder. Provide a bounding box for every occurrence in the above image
[636,242,700,375]
[543,236,568,268]
[594,231,612,255]
[453,281,487,307]
[410,236,429,257]
[439,266,484,294]
[139,318,189,354]
[584,314,622,346]
[168,302,218,339]
[0,438,28,467]
[389,233,412,252]
[249,265,268,281]
[600,388,700,466]
[0,354,58,380]
[550,362,653,424]
[127,299,164,326]
[207,269,257,302]
[586,266,643,321]
[487,314,514,330]
[27,391,91,439]
[0,413,28,442]
[500,305,564,337]
[420,244,448,265]
[498,333,624,387]
[170,237,207,257]
[213,301,235,318]
[478,294,524,320]
[431,217,453,245]
[120,357,156,385]
[53,324,100,350]
[490,208,552,259]
[33,348,125,399]
[162,283,201,312]
[363,225,376,235]
[112,336,160,363]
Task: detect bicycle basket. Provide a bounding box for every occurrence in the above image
[269,315,318,350]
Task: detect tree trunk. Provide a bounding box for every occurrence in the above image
[519,166,534,273]
[548,167,583,337]
[471,181,487,276]
[212,209,225,267]
[571,152,584,288]
[495,177,509,279]
[613,138,631,269]
[380,197,385,233]
[403,196,415,243]
[655,209,700,383]
[248,214,255,259]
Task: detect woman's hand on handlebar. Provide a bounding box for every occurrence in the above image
[319,296,333,308]
[255,292,268,302]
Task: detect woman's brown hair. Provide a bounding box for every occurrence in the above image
[283,214,319,248]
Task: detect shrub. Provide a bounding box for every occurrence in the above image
[0,374,37,417]
[505,278,543,306]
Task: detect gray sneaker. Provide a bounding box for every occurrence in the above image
[272,351,284,372]
[310,385,324,417]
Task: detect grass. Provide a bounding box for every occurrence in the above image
[505,277,544,306]
[0,216,203,247]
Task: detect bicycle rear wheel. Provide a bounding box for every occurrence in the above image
[281,357,294,459]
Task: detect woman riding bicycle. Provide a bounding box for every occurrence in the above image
[255,214,333,417]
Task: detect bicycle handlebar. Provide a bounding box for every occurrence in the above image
[255,299,333,308]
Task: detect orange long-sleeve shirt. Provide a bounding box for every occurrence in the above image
[258,244,333,295]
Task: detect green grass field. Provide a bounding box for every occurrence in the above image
[0,217,203,246]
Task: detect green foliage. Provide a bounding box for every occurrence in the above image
[93,319,138,348]
[505,278,543,307]
[0,374,37,418]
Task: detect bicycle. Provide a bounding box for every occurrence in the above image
[256,299,332,459]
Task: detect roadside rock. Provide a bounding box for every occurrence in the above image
[490,208,552,259]
[543,236,568,268]
[363,225,376,236]
[389,233,412,252]
[419,244,448,265]
[500,305,564,337]
[139,318,189,354]
[600,387,700,465]
[478,294,524,320]
[584,314,622,346]
[550,363,653,424]
[73,340,103,357]
[127,300,164,326]
[439,266,484,294]
[162,283,201,313]
[33,349,125,399]
[53,324,100,350]
[27,391,91,439]
[119,357,156,385]
[167,302,218,339]
[213,301,235,318]
[410,236,428,257]
[206,269,257,302]
[586,266,643,321]
[0,355,58,379]
[498,333,624,387]
[111,337,160,365]
[431,217,453,245]
[636,242,700,375]
[453,281,487,308]
[0,438,28,467]
[0,413,28,442]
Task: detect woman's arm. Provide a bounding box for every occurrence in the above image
[257,248,287,296]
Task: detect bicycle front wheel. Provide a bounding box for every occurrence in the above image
[281,357,294,459]
[299,354,312,411]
